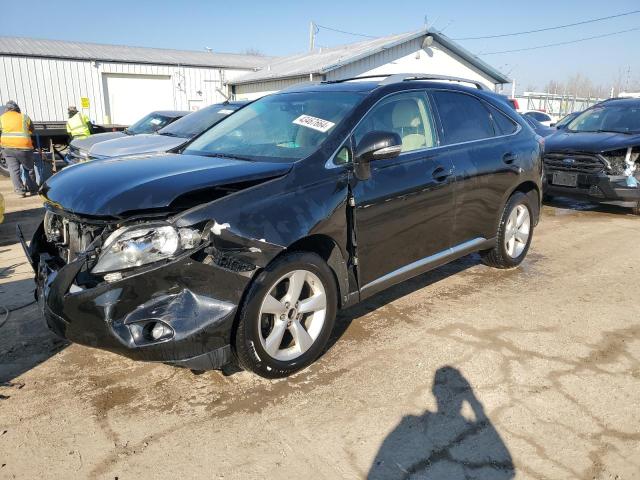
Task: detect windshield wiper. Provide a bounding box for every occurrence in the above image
[595,129,633,135]
[199,151,254,161]
[159,131,180,137]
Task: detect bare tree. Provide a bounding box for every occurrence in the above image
[243,48,265,56]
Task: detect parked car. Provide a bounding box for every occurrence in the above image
[0,191,4,224]
[86,102,248,161]
[552,111,581,129]
[23,75,543,378]
[66,110,189,163]
[522,110,555,127]
[521,114,555,137]
[543,98,640,214]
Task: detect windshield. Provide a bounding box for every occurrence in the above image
[158,104,240,139]
[567,104,640,134]
[184,91,364,162]
[127,113,176,134]
[555,112,577,129]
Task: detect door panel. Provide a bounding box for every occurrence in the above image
[430,90,521,245]
[350,90,455,287]
[353,152,454,286]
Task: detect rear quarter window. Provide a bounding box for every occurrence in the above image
[432,91,496,145]
[489,106,519,135]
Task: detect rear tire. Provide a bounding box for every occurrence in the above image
[481,192,534,269]
[632,201,640,216]
[234,251,337,378]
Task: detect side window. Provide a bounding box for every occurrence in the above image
[335,146,351,165]
[489,105,519,135]
[432,91,495,145]
[354,92,436,154]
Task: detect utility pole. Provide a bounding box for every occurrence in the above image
[309,21,316,52]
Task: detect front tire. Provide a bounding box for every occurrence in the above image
[632,201,640,216]
[234,252,337,378]
[481,192,534,269]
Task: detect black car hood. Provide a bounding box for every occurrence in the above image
[545,130,640,154]
[42,153,292,218]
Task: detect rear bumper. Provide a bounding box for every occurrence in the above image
[543,170,640,206]
[29,223,251,370]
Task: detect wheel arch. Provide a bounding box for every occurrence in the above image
[506,181,541,226]
[286,234,351,309]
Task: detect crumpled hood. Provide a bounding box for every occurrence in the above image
[42,153,292,218]
[89,134,188,158]
[71,132,126,151]
[546,130,640,154]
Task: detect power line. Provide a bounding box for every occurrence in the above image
[480,26,640,55]
[314,23,377,39]
[454,9,640,40]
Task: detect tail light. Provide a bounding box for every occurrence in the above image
[510,98,520,110]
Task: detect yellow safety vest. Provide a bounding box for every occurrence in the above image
[66,112,91,138]
[0,111,34,149]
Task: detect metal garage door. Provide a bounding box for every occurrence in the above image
[103,74,174,125]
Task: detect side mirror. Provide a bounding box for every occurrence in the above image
[354,131,402,180]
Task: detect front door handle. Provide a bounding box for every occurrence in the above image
[432,166,451,182]
[503,152,518,164]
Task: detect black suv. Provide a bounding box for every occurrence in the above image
[544,98,640,214]
[22,75,543,378]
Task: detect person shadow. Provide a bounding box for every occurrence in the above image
[367,366,514,480]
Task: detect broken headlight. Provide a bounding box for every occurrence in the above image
[92,223,202,274]
[602,148,640,175]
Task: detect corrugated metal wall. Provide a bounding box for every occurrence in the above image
[0,56,251,123]
[233,76,312,100]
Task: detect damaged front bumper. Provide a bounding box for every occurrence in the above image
[543,171,640,207]
[25,222,255,371]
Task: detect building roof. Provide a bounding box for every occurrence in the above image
[230,28,510,85]
[0,36,271,70]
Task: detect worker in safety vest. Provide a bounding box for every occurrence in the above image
[66,106,92,139]
[0,101,38,197]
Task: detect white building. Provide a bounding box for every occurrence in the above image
[0,37,269,125]
[230,28,510,100]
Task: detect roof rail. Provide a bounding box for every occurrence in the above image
[322,73,490,90]
[379,74,490,90]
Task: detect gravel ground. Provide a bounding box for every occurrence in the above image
[0,176,639,480]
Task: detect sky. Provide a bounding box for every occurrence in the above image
[2,0,639,93]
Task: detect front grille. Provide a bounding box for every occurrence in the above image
[544,153,605,174]
[44,211,105,263]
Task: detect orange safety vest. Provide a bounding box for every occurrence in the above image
[0,111,34,149]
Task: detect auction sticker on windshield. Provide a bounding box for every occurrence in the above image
[218,109,235,114]
[293,115,335,133]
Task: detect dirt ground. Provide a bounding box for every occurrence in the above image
[0,175,639,480]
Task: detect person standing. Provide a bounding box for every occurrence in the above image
[0,101,38,197]
[66,106,92,140]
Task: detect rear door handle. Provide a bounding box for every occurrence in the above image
[432,166,451,182]
[503,153,517,164]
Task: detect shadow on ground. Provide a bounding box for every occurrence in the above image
[0,276,67,384]
[367,366,514,479]
[543,195,635,216]
[0,206,44,247]
[328,253,481,352]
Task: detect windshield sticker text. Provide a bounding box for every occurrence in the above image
[293,115,335,133]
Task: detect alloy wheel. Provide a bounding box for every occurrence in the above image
[258,269,327,361]
[504,204,531,258]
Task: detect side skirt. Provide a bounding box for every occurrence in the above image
[359,237,494,300]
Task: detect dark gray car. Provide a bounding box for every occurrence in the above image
[81,102,248,161]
